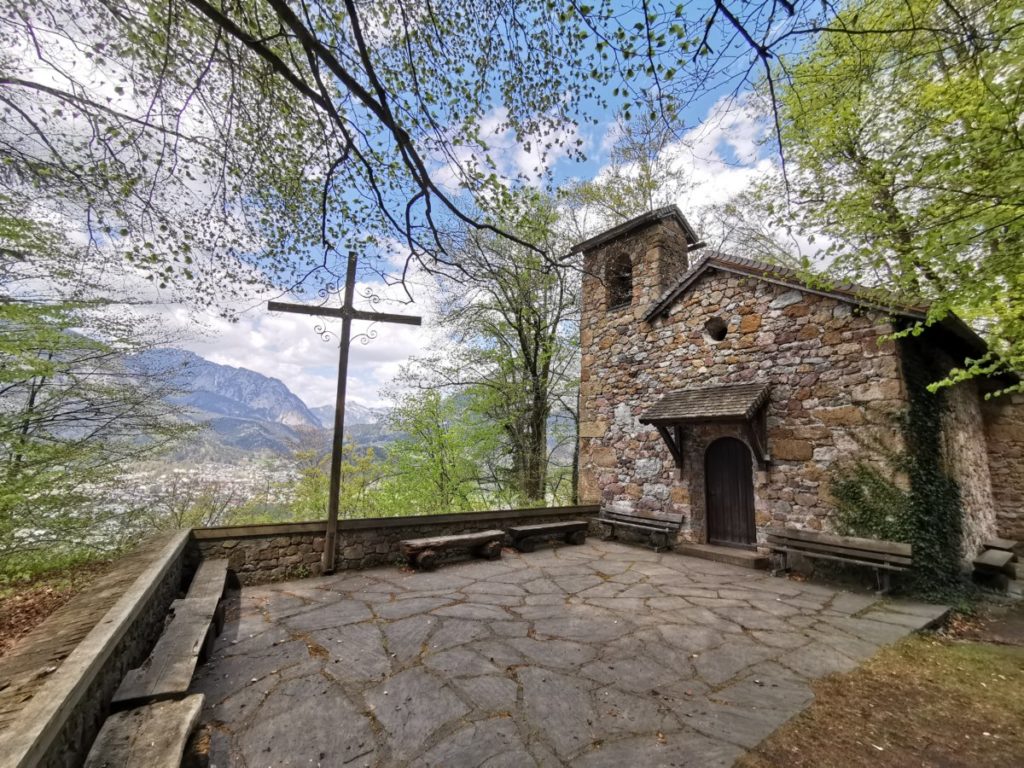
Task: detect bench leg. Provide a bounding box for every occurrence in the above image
[600,523,615,541]
[876,569,892,595]
[770,551,788,577]
[651,531,668,552]
[516,538,536,553]
[415,550,438,571]
[479,540,502,560]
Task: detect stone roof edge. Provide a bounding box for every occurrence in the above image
[568,205,701,255]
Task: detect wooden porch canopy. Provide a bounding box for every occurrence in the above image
[638,382,771,468]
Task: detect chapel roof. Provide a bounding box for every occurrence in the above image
[642,250,1002,376]
[638,382,771,425]
[568,205,702,255]
[643,251,930,323]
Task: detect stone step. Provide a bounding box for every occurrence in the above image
[676,543,769,570]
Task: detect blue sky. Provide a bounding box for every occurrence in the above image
[164,17,780,409]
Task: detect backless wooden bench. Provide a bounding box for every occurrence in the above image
[401,530,504,570]
[509,520,588,552]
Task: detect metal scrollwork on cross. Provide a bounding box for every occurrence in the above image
[267,253,421,573]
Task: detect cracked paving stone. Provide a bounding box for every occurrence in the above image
[413,717,535,768]
[423,646,503,677]
[366,667,469,762]
[710,662,814,712]
[580,655,679,694]
[427,618,491,651]
[310,622,391,682]
[571,730,744,768]
[692,637,778,685]
[382,614,436,665]
[519,666,599,759]
[451,675,518,712]
[235,675,374,766]
[777,640,860,678]
[280,599,374,632]
[374,596,453,620]
[508,636,597,669]
[193,541,944,766]
[592,685,680,737]
[433,602,514,621]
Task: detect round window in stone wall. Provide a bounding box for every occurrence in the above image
[704,316,728,341]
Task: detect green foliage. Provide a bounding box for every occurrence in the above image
[410,190,580,505]
[900,340,964,592]
[832,462,913,543]
[383,390,493,515]
[1,214,188,562]
[829,339,965,593]
[770,0,1024,391]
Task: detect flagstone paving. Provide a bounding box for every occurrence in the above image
[190,540,948,767]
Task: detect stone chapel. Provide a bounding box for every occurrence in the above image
[574,206,1024,562]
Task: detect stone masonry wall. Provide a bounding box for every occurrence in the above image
[579,225,909,546]
[196,506,600,584]
[982,393,1024,546]
[939,376,997,561]
[46,551,184,768]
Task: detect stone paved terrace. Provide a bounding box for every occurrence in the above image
[190,541,948,767]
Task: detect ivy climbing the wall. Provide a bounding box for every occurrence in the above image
[831,337,965,593]
[900,339,964,590]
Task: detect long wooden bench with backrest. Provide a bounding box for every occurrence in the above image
[767,528,912,592]
[598,510,683,552]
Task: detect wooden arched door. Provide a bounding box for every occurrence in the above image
[705,437,756,548]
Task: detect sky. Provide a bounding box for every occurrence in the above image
[165,94,775,410]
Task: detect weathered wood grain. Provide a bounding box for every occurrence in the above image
[84,694,204,768]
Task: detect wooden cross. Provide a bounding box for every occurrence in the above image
[268,252,421,573]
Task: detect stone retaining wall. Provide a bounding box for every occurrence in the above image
[0,532,189,768]
[194,505,601,584]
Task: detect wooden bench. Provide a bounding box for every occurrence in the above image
[598,511,682,552]
[509,520,588,552]
[974,548,1017,576]
[400,530,504,571]
[767,529,912,593]
[84,694,204,768]
[111,558,229,709]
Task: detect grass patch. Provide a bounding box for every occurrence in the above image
[739,634,1024,768]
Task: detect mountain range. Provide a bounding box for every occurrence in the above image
[130,348,393,458]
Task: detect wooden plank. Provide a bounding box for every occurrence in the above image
[771,546,909,572]
[984,536,1018,552]
[602,519,676,533]
[185,559,228,604]
[767,535,913,566]
[768,528,911,557]
[508,520,588,536]
[400,530,504,553]
[600,510,679,527]
[110,602,214,708]
[973,548,1016,574]
[84,694,204,768]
